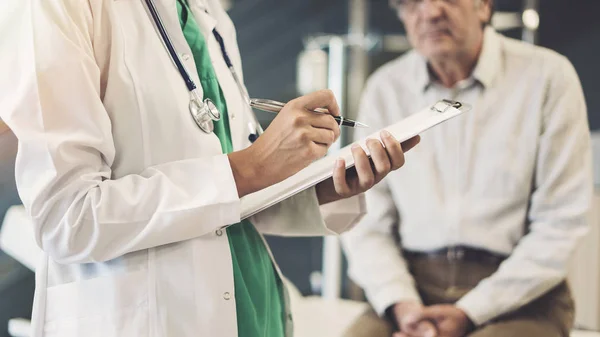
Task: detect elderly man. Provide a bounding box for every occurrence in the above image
[342,0,593,336]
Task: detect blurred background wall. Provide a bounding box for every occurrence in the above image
[229,0,600,130]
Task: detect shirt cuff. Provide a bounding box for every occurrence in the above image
[366,281,422,317]
[455,290,498,326]
[319,193,367,234]
[213,154,242,226]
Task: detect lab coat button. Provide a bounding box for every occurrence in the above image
[182,53,191,61]
[216,229,223,236]
[287,313,293,321]
[223,292,231,300]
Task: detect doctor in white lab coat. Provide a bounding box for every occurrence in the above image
[0,1,419,337]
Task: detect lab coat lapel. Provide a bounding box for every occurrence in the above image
[149,0,203,92]
[149,0,232,149]
[189,5,247,151]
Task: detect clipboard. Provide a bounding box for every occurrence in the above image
[240,99,471,220]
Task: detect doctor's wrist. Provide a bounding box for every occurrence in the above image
[228,149,261,198]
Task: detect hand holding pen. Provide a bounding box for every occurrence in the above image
[250,98,368,128]
[228,90,419,206]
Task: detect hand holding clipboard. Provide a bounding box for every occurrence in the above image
[240,99,471,220]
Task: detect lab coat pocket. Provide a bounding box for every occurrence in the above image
[43,270,149,337]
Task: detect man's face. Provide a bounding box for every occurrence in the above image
[395,0,492,59]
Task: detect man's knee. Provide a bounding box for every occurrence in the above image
[467,319,564,337]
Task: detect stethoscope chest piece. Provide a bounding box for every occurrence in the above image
[190,97,221,134]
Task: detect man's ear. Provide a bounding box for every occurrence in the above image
[478,0,494,25]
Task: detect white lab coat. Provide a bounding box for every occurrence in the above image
[0,1,365,336]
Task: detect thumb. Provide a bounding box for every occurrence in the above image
[295,89,341,116]
[401,311,421,326]
[399,312,422,332]
[414,320,438,337]
[401,313,437,336]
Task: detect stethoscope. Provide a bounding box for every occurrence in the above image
[144,0,263,142]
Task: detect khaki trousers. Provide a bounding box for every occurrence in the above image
[343,253,575,337]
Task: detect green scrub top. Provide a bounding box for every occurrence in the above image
[176,1,286,336]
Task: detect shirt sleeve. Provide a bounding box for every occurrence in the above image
[457,56,593,325]
[252,187,366,237]
[340,77,423,316]
[0,1,242,264]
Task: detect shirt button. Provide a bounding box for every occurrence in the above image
[182,53,191,61]
[223,292,231,300]
[215,229,223,236]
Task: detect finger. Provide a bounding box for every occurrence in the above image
[393,333,410,337]
[309,128,337,147]
[308,112,341,141]
[414,306,446,322]
[295,89,341,117]
[401,135,421,153]
[400,313,423,334]
[393,331,414,337]
[380,130,406,170]
[309,142,329,159]
[366,138,391,181]
[415,321,438,337]
[351,144,375,191]
[332,158,352,196]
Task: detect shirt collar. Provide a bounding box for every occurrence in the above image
[416,26,502,92]
[472,27,502,88]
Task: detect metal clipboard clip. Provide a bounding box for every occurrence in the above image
[431,99,463,113]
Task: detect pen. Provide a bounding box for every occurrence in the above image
[250,98,369,128]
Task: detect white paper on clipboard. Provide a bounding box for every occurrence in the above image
[240,99,471,220]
